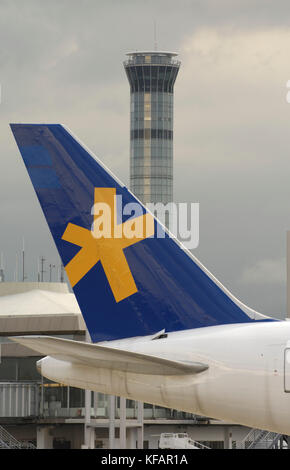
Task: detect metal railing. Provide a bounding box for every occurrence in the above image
[188,439,211,449]
[241,428,282,449]
[124,58,181,67]
[0,425,35,449]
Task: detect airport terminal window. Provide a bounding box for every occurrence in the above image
[0,357,42,381]
[44,383,69,409]
[41,385,89,414]
[69,386,85,408]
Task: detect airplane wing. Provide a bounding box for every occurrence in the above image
[9,336,208,376]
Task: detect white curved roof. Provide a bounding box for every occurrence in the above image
[0,289,81,317]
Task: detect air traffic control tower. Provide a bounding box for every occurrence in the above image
[124,51,180,205]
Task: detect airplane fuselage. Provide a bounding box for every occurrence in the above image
[38,321,290,434]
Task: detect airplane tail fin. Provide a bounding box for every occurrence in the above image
[10,124,275,342]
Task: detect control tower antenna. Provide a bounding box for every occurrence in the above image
[60,264,65,283]
[22,238,27,282]
[40,256,46,282]
[0,252,5,282]
[15,254,18,282]
[154,21,157,51]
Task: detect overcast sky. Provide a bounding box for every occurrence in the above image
[1,0,290,318]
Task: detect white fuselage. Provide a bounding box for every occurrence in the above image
[38,321,290,434]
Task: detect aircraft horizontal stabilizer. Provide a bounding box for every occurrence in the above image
[9,336,208,376]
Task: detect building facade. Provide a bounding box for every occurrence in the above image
[124,51,180,206]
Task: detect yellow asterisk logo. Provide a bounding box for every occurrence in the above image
[62,188,154,302]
